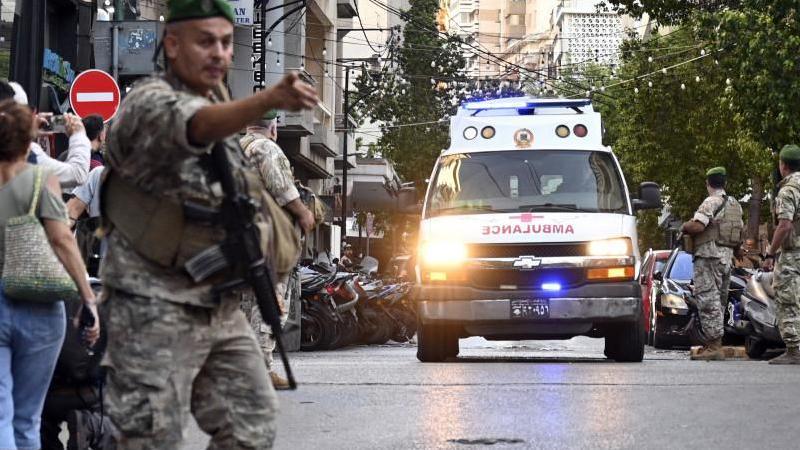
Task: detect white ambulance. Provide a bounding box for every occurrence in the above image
[415,97,661,362]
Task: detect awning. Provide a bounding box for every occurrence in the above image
[349,181,397,212]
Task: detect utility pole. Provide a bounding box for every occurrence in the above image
[114,0,123,21]
[340,66,350,242]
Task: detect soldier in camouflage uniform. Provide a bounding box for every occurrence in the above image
[681,167,740,360]
[99,0,318,448]
[239,111,314,388]
[763,144,800,364]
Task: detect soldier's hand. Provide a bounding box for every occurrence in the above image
[265,73,319,111]
[298,208,315,234]
[761,256,775,272]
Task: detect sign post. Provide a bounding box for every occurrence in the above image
[69,69,121,122]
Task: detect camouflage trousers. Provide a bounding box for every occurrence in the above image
[240,274,292,371]
[102,289,278,450]
[774,251,800,347]
[693,256,731,342]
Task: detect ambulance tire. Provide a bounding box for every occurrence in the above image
[417,324,459,362]
[604,316,646,362]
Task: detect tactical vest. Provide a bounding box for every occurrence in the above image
[694,195,744,249]
[100,76,272,281]
[779,176,800,251]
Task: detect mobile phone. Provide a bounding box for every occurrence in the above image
[50,115,67,134]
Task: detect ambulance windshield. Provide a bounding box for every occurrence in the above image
[426,150,627,217]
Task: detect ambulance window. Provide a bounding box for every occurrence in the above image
[426,150,627,217]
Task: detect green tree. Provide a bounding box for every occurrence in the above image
[556,28,771,250]
[351,0,466,186]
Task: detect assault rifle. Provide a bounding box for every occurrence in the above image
[208,141,297,390]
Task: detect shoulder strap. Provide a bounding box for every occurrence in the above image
[711,195,728,220]
[28,167,43,217]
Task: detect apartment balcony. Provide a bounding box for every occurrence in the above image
[337,0,357,18]
[310,104,338,157]
[506,24,526,39]
[505,0,525,17]
[280,70,315,137]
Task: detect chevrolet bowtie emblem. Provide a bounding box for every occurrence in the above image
[513,256,541,269]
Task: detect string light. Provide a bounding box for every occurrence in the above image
[322,47,327,56]
[648,81,653,88]
[680,83,686,90]
[695,75,700,82]
[268,37,272,47]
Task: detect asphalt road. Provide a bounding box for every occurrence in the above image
[182,338,800,449]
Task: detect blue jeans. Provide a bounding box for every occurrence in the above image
[0,283,65,450]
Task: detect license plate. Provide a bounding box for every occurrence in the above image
[510,299,550,319]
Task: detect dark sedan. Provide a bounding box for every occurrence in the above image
[649,249,748,349]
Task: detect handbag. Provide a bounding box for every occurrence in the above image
[2,167,78,302]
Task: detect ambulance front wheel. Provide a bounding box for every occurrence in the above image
[417,323,459,362]
[603,315,646,362]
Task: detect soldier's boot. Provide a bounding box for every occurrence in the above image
[769,346,800,365]
[690,338,725,361]
[270,371,291,390]
[67,410,118,450]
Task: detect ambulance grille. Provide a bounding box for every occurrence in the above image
[466,243,587,259]
[468,268,585,290]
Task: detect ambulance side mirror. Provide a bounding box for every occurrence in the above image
[633,182,662,211]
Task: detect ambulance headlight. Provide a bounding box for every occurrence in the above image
[587,238,633,256]
[463,127,478,140]
[420,241,468,267]
[661,293,688,309]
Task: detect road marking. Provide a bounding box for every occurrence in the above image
[76,92,114,102]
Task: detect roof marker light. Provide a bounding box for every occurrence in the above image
[542,282,562,292]
[463,127,478,140]
[573,124,588,138]
[481,126,496,139]
[555,125,570,138]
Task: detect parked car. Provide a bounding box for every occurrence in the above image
[650,249,748,349]
[639,249,672,345]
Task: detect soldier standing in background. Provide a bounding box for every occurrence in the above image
[763,144,800,365]
[99,0,318,448]
[681,167,743,360]
[240,111,315,388]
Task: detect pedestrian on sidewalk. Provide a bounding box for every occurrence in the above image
[0,99,100,450]
[97,0,318,448]
[240,111,315,389]
[762,144,800,365]
[681,167,743,360]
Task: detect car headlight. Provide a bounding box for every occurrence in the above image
[587,238,633,256]
[420,241,467,267]
[661,293,688,309]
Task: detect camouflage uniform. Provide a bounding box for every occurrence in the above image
[239,133,298,370]
[773,171,800,348]
[101,77,277,449]
[691,190,735,342]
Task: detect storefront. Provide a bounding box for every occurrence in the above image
[1,0,94,110]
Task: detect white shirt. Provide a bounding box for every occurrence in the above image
[30,131,91,190]
[72,166,104,218]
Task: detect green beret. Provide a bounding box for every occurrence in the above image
[706,166,727,177]
[167,0,235,24]
[264,110,278,120]
[780,144,800,162]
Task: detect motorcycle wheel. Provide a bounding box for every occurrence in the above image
[359,308,388,345]
[391,309,418,343]
[300,306,333,351]
[745,336,768,360]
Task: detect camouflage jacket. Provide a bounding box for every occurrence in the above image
[101,76,258,307]
[692,189,734,261]
[239,133,299,207]
[776,171,800,250]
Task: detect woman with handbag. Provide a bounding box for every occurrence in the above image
[0,99,100,450]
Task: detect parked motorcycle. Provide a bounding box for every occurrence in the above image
[738,270,785,359]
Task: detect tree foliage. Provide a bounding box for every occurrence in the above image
[351,0,466,186]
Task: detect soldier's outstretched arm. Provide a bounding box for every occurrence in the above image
[188,73,318,145]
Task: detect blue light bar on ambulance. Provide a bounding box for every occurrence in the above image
[462,98,592,111]
[541,282,562,292]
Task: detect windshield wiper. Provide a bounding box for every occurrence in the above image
[520,203,596,212]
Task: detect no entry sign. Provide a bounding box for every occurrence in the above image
[69,69,121,122]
